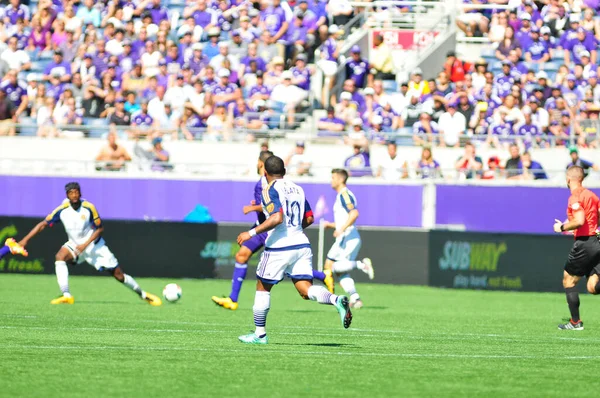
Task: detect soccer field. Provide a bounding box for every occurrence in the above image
[0,274,597,397]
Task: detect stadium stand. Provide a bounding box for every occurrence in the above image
[0,0,598,180]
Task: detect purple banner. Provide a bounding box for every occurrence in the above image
[436,185,600,234]
[0,176,423,227]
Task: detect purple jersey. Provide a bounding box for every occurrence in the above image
[374,108,398,130]
[490,122,513,136]
[46,83,64,101]
[4,4,29,25]
[345,59,368,89]
[412,120,439,135]
[527,39,549,61]
[253,178,267,224]
[319,37,337,61]
[494,73,514,98]
[344,151,371,177]
[0,80,26,106]
[211,83,237,105]
[131,111,153,126]
[565,37,596,64]
[188,55,209,74]
[241,56,267,72]
[291,66,310,91]
[516,123,542,137]
[318,116,345,129]
[185,114,205,129]
[418,160,440,179]
[301,9,318,31]
[515,29,532,48]
[44,61,71,78]
[193,10,214,28]
[148,5,169,24]
[216,12,233,32]
[93,52,110,78]
[249,84,271,98]
[261,5,287,37]
[286,23,307,45]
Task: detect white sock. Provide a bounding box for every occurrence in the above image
[339,275,359,300]
[307,285,337,305]
[123,274,144,297]
[332,260,358,273]
[253,291,270,337]
[55,261,71,297]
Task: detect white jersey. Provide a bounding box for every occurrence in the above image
[333,187,358,238]
[261,179,312,249]
[45,199,104,246]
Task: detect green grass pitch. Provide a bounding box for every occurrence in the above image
[0,273,597,397]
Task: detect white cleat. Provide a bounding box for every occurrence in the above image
[361,258,374,280]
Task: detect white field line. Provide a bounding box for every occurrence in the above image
[0,343,597,361]
[0,325,377,337]
[2,323,600,345]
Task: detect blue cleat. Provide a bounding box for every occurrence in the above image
[238,333,268,344]
[334,296,353,329]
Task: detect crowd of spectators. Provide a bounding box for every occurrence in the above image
[0,0,363,139]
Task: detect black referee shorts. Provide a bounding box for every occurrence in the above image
[564,236,600,277]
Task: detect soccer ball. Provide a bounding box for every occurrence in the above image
[163,283,182,303]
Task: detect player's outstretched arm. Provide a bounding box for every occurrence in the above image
[18,220,49,247]
[237,212,283,245]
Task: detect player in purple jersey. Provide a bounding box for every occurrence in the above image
[0,238,28,261]
[212,151,274,311]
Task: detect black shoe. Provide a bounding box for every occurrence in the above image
[558,319,584,330]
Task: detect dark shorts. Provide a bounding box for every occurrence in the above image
[564,236,600,277]
[242,232,267,254]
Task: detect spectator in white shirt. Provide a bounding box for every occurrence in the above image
[164,74,186,113]
[148,85,167,124]
[270,70,308,126]
[438,102,466,147]
[377,141,408,180]
[285,141,312,176]
[141,40,161,77]
[209,42,240,71]
[1,36,30,71]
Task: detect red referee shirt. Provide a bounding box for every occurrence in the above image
[567,187,600,238]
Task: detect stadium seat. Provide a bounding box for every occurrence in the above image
[382,80,398,93]
[541,62,559,72]
[18,117,37,136]
[84,118,109,138]
[480,47,495,57]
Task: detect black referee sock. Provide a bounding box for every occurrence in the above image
[565,287,580,322]
[595,281,600,295]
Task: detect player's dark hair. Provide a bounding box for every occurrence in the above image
[259,150,274,163]
[65,182,81,193]
[265,155,286,177]
[332,168,349,184]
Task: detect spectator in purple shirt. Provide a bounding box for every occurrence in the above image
[184,0,216,29]
[345,45,369,89]
[524,26,550,64]
[344,144,372,177]
[515,12,533,48]
[4,0,30,26]
[565,27,597,65]
[318,106,346,132]
[260,0,290,44]
[290,54,311,91]
[43,49,71,84]
[149,137,171,171]
[286,11,308,57]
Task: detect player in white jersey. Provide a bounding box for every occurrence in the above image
[236,156,352,345]
[17,182,162,306]
[322,169,374,308]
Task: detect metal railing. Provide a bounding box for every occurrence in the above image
[0,156,595,183]
[4,120,595,147]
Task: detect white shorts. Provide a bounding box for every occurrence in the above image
[327,231,362,262]
[256,245,313,284]
[64,240,119,271]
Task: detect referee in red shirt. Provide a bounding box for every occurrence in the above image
[554,166,600,330]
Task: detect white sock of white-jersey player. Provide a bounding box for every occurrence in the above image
[253,285,338,337]
[339,274,360,303]
[123,273,147,299]
[55,261,71,297]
